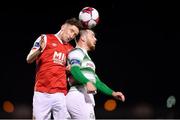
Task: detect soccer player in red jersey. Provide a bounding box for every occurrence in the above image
[26,18,82,120]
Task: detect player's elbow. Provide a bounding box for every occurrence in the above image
[27,59,33,64]
[26,58,32,64]
[26,56,33,64]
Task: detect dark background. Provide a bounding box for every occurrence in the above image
[0,0,179,118]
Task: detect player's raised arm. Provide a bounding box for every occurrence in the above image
[26,35,46,64]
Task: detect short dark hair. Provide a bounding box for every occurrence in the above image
[65,18,83,30]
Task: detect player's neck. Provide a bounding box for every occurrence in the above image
[56,30,65,44]
[77,42,89,52]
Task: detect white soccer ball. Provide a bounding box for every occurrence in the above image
[79,7,99,29]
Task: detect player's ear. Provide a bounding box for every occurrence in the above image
[81,35,86,42]
[61,24,66,30]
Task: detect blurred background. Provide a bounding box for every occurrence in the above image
[0,0,179,119]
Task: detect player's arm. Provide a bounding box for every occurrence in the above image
[71,66,125,100]
[26,35,46,64]
[94,74,125,102]
[70,62,113,95]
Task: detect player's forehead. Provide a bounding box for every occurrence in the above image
[87,29,95,36]
[66,24,79,34]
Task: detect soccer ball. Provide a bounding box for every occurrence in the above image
[79,7,99,29]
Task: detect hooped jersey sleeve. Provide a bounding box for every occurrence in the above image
[68,48,85,66]
[68,48,90,84]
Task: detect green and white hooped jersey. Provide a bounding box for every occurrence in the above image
[68,47,96,86]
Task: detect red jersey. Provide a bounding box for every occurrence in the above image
[34,34,73,94]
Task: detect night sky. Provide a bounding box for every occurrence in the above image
[0,0,179,118]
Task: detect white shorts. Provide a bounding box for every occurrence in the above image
[33,91,70,120]
[66,86,95,119]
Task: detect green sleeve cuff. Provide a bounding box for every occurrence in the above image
[94,75,113,96]
[70,66,89,84]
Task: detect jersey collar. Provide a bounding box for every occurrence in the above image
[76,46,88,55]
[55,31,63,44]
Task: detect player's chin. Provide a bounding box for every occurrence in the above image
[66,39,72,43]
[90,46,95,51]
[64,37,73,43]
[90,47,95,51]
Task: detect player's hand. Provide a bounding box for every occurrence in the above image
[112,91,125,102]
[86,82,96,94]
[39,35,45,51]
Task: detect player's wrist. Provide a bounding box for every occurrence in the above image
[112,91,116,96]
[86,81,92,85]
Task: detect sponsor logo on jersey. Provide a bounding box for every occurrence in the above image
[52,43,57,47]
[53,51,66,65]
[86,62,94,68]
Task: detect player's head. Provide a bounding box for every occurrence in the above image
[60,18,83,43]
[78,29,97,51]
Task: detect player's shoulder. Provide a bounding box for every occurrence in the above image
[69,48,84,54]
[68,48,85,59]
[45,34,56,39]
